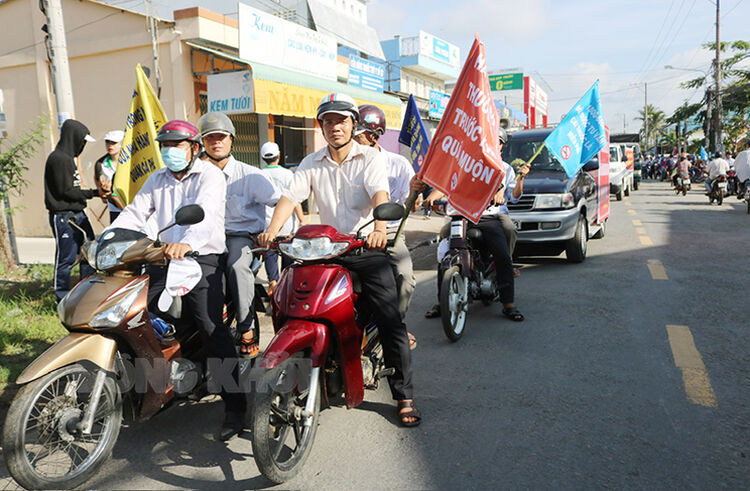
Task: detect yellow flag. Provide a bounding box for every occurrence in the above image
[113,64,168,205]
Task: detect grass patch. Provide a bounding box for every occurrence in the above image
[0,264,68,392]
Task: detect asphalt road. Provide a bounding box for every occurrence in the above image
[2,180,749,489]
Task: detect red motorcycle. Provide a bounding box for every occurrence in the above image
[249,203,405,483]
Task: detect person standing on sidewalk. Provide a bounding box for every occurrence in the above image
[94,130,126,223]
[259,141,304,295]
[44,119,105,301]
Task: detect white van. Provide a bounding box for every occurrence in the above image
[608,144,634,201]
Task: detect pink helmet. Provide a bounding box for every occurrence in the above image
[156,120,201,143]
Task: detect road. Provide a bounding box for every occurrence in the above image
[2,180,749,489]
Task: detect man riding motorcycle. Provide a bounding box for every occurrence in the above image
[110,120,246,441]
[258,93,420,427]
[705,152,730,194]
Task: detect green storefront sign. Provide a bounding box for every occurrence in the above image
[488,73,523,91]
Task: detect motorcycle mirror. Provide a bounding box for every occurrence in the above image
[175,204,205,226]
[373,203,405,222]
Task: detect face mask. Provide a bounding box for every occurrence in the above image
[161,147,190,172]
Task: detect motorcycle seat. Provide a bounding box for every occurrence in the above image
[467,228,484,243]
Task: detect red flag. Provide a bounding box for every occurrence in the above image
[419,35,505,223]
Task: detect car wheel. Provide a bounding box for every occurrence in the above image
[565,215,587,263]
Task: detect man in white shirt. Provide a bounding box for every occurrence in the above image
[111,119,245,441]
[259,94,420,427]
[706,152,730,194]
[734,147,750,198]
[353,104,416,324]
[198,112,280,359]
[259,141,305,294]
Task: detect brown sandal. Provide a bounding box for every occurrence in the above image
[239,329,259,359]
[397,400,422,427]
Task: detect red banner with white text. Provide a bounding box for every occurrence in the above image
[418,35,505,223]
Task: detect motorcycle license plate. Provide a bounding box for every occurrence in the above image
[450,220,463,238]
[719,182,728,190]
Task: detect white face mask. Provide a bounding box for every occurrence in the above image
[161,147,189,172]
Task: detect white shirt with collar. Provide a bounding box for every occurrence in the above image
[111,159,227,255]
[734,150,750,182]
[708,158,730,180]
[384,148,415,229]
[221,156,280,234]
[284,140,389,235]
[263,164,298,236]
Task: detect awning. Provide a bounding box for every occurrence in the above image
[186,42,403,128]
[307,0,385,60]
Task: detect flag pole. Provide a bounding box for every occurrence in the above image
[526,141,546,168]
[392,190,419,245]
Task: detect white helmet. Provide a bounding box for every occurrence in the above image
[260,141,280,160]
[316,93,359,123]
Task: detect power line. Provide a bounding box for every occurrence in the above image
[632,0,678,83]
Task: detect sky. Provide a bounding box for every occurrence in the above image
[121,0,748,133]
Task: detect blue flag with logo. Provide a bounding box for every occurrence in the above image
[699,146,708,161]
[544,80,607,178]
[398,94,431,173]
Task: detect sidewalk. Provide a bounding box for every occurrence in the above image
[15,211,445,265]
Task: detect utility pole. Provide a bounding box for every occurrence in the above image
[146,0,162,97]
[40,0,76,127]
[713,0,722,152]
[644,82,648,152]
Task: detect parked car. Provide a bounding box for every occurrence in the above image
[608,144,633,200]
[503,129,607,263]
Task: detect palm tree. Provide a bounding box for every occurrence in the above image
[635,104,666,152]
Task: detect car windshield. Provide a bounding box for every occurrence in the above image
[502,139,564,171]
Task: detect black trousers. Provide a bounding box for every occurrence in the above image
[334,250,413,401]
[48,211,95,301]
[147,254,246,415]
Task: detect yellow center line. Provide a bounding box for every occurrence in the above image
[628,209,637,215]
[666,325,718,407]
[647,259,668,279]
[632,219,642,226]
[635,227,647,235]
[639,236,653,246]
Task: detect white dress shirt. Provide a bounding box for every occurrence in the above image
[111,159,227,255]
[734,150,750,183]
[708,158,730,180]
[384,149,415,228]
[221,156,280,234]
[284,140,389,235]
[263,165,297,236]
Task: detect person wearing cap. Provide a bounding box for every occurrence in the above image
[197,112,280,359]
[44,119,107,301]
[259,93,421,427]
[94,130,126,223]
[259,141,305,295]
[111,120,246,441]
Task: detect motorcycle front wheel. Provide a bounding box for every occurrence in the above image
[2,363,122,490]
[251,355,320,484]
[440,266,468,342]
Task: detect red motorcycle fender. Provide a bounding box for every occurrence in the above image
[259,320,330,369]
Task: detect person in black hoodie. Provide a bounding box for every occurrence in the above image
[44,119,106,301]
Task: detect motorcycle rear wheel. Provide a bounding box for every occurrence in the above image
[440,266,468,342]
[717,193,723,205]
[251,356,320,484]
[2,363,121,490]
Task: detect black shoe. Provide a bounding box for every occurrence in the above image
[218,411,245,441]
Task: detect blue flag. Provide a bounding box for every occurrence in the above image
[398,94,431,173]
[544,80,607,178]
[699,146,708,161]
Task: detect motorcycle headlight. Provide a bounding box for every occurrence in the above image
[96,240,137,270]
[279,237,349,261]
[535,193,575,209]
[82,240,98,269]
[90,286,142,328]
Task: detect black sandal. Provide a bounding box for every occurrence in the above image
[239,329,260,358]
[424,304,441,318]
[397,400,422,427]
[502,307,525,322]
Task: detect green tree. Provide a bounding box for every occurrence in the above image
[0,117,49,270]
[635,104,667,151]
[674,40,750,152]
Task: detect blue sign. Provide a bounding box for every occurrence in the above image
[544,80,607,178]
[399,95,431,173]
[429,90,449,119]
[348,55,385,93]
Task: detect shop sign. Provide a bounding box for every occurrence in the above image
[428,90,449,119]
[348,55,385,92]
[239,3,337,81]
[419,31,460,69]
[253,78,402,128]
[207,71,255,115]
[488,73,523,91]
